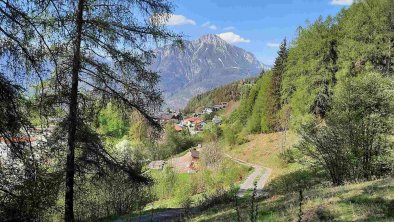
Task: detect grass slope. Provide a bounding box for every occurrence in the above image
[191,178,394,221]
[189,131,394,221]
[226,131,300,179]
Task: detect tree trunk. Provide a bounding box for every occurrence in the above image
[65,0,84,221]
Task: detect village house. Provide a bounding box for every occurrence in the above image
[174,124,183,132]
[221,102,228,108]
[0,136,38,167]
[203,107,213,114]
[190,148,200,159]
[181,116,205,134]
[212,104,223,111]
[212,115,222,125]
[182,116,204,127]
[148,160,166,170]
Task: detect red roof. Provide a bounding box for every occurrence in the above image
[0,137,35,143]
[174,124,183,132]
[184,117,203,124]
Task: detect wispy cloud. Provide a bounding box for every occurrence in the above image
[217,32,250,44]
[223,26,235,31]
[266,42,280,48]
[330,0,353,5]
[152,13,196,26]
[202,21,217,30]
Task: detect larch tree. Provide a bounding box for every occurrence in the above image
[0,0,181,221]
[281,17,338,128]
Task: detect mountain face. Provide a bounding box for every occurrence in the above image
[151,34,265,109]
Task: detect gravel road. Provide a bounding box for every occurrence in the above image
[224,154,272,197]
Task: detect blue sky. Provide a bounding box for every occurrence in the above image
[164,0,353,65]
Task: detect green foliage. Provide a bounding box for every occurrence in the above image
[202,122,222,142]
[237,80,259,124]
[159,123,202,158]
[282,16,338,129]
[98,102,129,138]
[222,122,248,146]
[151,160,248,209]
[266,38,288,130]
[128,110,149,145]
[0,169,62,221]
[297,73,394,185]
[226,42,288,136]
[154,166,178,199]
[74,173,153,221]
[247,72,273,133]
[191,178,394,221]
[338,0,394,76]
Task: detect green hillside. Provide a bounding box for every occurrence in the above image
[183,78,257,114]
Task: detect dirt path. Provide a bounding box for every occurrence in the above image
[224,154,272,197]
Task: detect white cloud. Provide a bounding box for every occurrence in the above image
[217,32,251,44]
[330,0,353,5]
[266,42,280,48]
[152,13,196,26]
[223,26,236,31]
[202,21,217,30]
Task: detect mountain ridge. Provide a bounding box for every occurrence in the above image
[151,34,268,109]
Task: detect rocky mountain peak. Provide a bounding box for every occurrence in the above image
[195,34,227,46]
[150,34,266,109]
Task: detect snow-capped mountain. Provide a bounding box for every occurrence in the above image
[151,34,267,109]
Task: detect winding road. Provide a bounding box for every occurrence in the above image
[123,154,272,222]
[224,154,272,197]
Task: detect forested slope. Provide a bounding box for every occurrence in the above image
[223,0,394,186]
[183,78,257,114]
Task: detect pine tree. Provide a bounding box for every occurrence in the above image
[266,38,288,131]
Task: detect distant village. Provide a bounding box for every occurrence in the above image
[148,102,229,173]
[158,102,228,135]
[1,103,229,173]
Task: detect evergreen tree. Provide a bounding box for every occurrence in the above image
[267,38,288,130]
[271,38,288,111]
